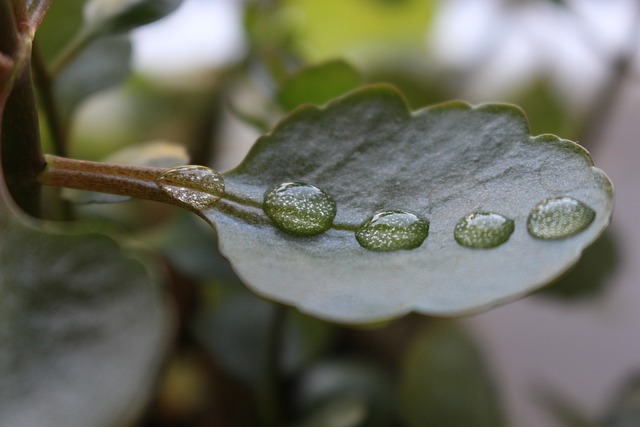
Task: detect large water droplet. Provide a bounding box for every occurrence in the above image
[157,165,224,209]
[527,197,595,239]
[263,182,337,236]
[356,210,429,251]
[454,212,514,248]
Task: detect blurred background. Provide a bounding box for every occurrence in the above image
[33,0,640,426]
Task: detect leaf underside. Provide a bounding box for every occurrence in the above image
[203,85,613,324]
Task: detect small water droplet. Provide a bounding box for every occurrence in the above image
[157,165,224,209]
[356,210,429,251]
[454,212,514,248]
[527,197,595,239]
[263,182,337,236]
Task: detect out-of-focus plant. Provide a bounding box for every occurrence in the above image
[0,0,628,426]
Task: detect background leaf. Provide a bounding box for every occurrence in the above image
[55,35,132,117]
[201,85,613,324]
[0,123,169,427]
[83,0,184,37]
[399,322,505,427]
[277,60,363,111]
[295,358,394,427]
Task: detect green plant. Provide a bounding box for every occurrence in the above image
[0,1,627,426]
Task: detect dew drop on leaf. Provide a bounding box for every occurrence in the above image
[156,165,225,209]
[527,197,596,239]
[263,182,337,236]
[454,212,515,249]
[355,210,430,252]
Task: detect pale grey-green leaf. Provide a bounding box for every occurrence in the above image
[202,85,613,324]
[0,202,169,427]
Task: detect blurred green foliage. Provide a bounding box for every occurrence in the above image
[0,0,628,426]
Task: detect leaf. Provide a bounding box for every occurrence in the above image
[399,322,505,427]
[536,230,618,301]
[295,358,393,427]
[279,0,438,63]
[34,0,86,62]
[201,85,613,324]
[0,136,169,426]
[55,34,132,117]
[602,374,640,427]
[0,216,170,427]
[277,60,363,111]
[193,288,333,385]
[83,0,183,37]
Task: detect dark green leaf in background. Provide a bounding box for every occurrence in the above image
[399,322,505,427]
[0,86,169,426]
[35,0,86,62]
[295,358,394,427]
[603,374,640,427]
[55,34,132,117]
[193,288,333,386]
[200,85,613,324]
[277,60,363,111]
[0,208,170,427]
[83,0,184,37]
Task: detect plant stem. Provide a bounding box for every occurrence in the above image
[0,0,46,217]
[38,154,178,206]
[257,305,287,427]
[31,41,67,156]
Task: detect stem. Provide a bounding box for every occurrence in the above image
[1,63,45,216]
[39,156,362,232]
[38,154,177,205]
[257,305,287,427]
[31,41,67,156]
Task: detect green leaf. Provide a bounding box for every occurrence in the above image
[0,218,170,426]
[55,34,132,117]
[193,288,333,385]
[198,85,613,324]
[277,60,363,111]
[0,154,169,426]
[295,359,393,427]
[35,0,86,62]
[536,230,618,301]
[399,322,505,427]
[602,374,640,427]
[83,0,183,37]
[279,0,437,63]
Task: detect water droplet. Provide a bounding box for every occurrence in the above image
[527,197,595,239]
[263,182,336,236]
[454,212,514,248]
[157,165,224,209]
[356,210,429,251]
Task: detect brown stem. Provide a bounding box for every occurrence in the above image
[38,154,181,206]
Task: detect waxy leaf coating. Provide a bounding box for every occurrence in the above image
[203,85,613,324]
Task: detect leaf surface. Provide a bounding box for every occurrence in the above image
[83,0,183,37]
[55,35,132,117]
[399,322,505,427]
[203,85,613,324]
[277,60,363,111]
[0,121,169,427]
[0,215,169,427]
